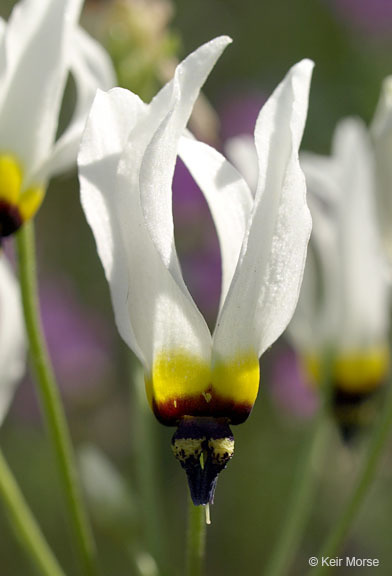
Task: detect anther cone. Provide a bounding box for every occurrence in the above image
[172,417,234,506]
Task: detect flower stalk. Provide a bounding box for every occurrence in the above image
[264,351,333,576]
[310,376,392,575]
[186,496,207,576]
[15,221,99,576]
[133,365,166,568]
[0,448,65,576]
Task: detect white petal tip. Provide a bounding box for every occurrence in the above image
[292,59,315,76]
[215,35,233,44]
[208,35,233,50]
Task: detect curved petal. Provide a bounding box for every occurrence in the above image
[114,42,234,367]
[47,26,116,179]
[79,88,147,363]
[225,134,259,193]
[333,118,389,348]
[212,59,314,362]
[79,39,223,370]
[139,36,231,288]
[288,191,340,353]
[80,39,235,425]
[300,151,340,205]
[0,256,26,425]
[0,17,6,84]
[80,87,212,367]
[371,76,392,260]
[178,135,253,311]
[0,0,74,184]
[292,118,389,354]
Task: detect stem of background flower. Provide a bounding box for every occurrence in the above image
[186,496,207,576]
[133,364,166,569]
[264,350,334,576]
[0,448,65,576]
[310,379,392,576]
[16,221,99,576]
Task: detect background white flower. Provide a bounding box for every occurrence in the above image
[0,255,26,426]
[290,117,389,356]
[0,0,115,237]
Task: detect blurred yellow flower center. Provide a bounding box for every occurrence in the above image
[0,154,44,223]
[145,350,260,424]
[304,346,390,394]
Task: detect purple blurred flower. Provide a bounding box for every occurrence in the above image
[41,282,113,392]
[172,157,208,220]
[325,0,392,36]
[219,91,266,140]
[172,159,221,325]
[269,343,318,420]
[13,279,114,420]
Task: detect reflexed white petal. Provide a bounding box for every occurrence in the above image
[79,48,220,369]
[288,190,341,353]
[287,243,320,351]
[300,151,340,205]
[47,26,116,179]
[0,18,6,84]
[292,118,389,354]
[225,134,259,193]
[113,165,213,369]
[0,257,26,426]
[213,59,314,361]
[79,88,147,363]
[139,36,231,288]
[97,38,231,367]
[0,0,70,184]
[64,0,84,24]
[371,77,392,261]
[333,118,389,348]
[179,135,253,310]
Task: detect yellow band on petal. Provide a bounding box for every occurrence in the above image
[0,154,45,236]
[145,351,210,408]
[145,350,260,425]
[304,346,390,394]
[0,155,23,205]
[211,353,260,406]
[19,186,45,222]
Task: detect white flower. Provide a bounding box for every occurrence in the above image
[0,255,26,425]
[289,118,390,439]
[0,0,115,238]
[292,118,389,355]
[78,37,313,503]
[371,76,392,262]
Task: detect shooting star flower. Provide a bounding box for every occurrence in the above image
[290,118,390,441]
[78,37,313,508]
[0,0,115,239]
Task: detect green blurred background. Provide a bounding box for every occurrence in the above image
[1,0,392,574]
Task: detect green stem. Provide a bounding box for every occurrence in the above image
[311,383,392,575]
[264,350,333,576]
[186,497,207,576]
[264,420,328,576]
[16,221,99,576]
[0,448,65,576]
[133,365,165,568]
